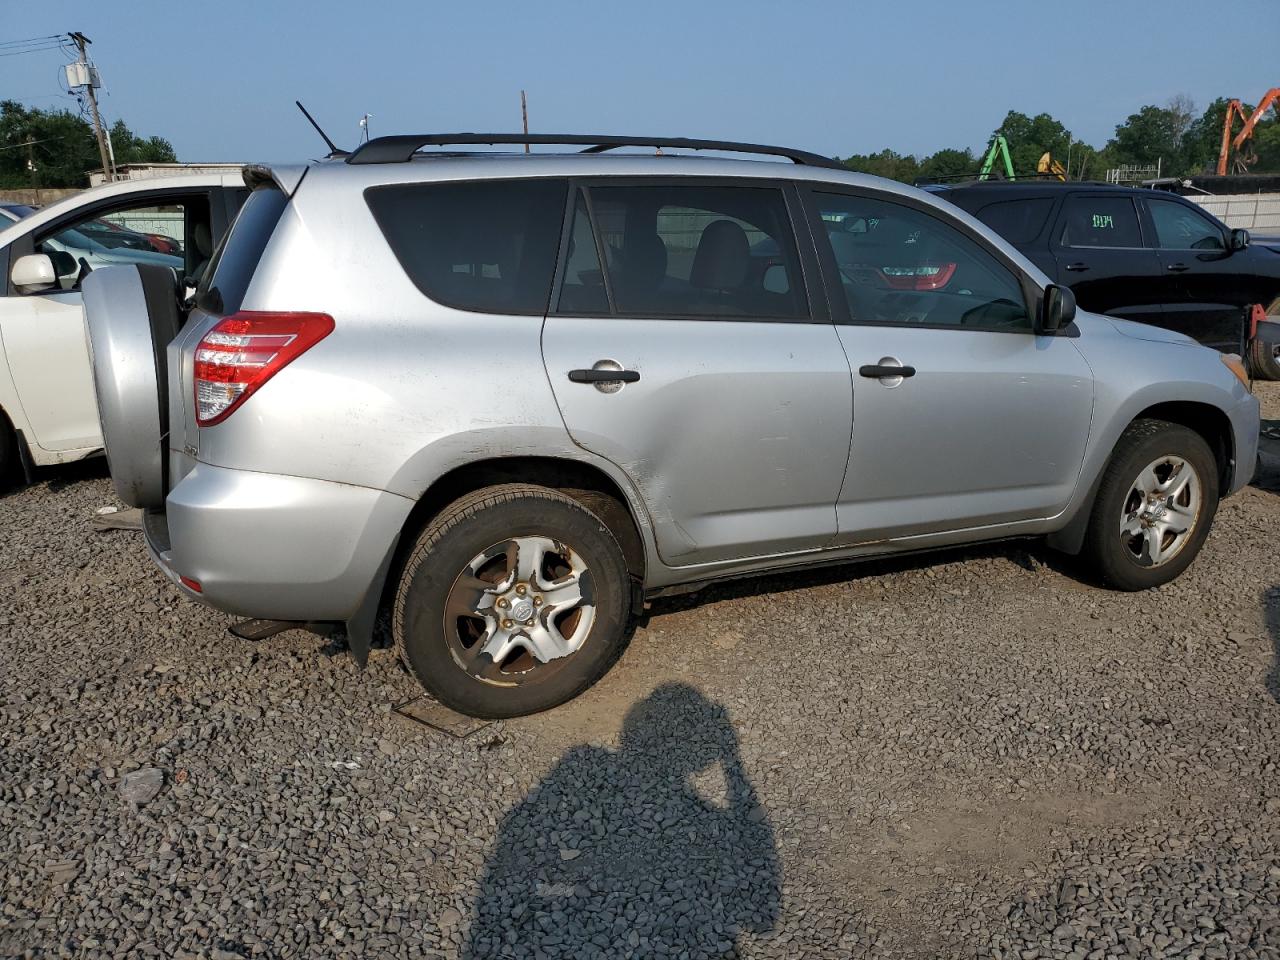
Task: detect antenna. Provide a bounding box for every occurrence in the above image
[295,100,346,157]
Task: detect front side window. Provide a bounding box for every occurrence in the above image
[814,192,1031,330]
[1147,198,1225,251]
[583,184,807,319]
[36,200,190,290]
[1059,196,1142,249]
[366,179,569,315]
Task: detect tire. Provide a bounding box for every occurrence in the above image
[1250,332,1280,381]
[0,412,16,488]
[393,484,632,718]
[1081,419,1219,591]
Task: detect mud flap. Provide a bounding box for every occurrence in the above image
[343,536,400,668]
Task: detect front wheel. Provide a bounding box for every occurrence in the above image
[1081,419,1219,591]
[393,484,632,718]
[1250,332,1280,381]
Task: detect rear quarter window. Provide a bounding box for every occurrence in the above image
[365,179,568,315]
[198,186,288,314]
[974,198,1055,245]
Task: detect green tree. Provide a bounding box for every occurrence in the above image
[917,147,975,182]
[991,111,1073,178]
[840,149,920,183]
[1109,103,1186,172]
[0,100,177,189]
[1181,97,1237,175]
[107,118,176,166]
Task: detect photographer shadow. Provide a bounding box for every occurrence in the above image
[463,682,779,959]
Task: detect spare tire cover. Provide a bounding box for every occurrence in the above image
[83,265,180,509]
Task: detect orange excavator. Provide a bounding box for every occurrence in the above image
[1218,88,1280,175]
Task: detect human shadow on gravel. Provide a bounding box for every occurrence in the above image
[1266,587,1280,704]
[462,683,779,959]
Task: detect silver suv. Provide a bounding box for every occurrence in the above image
[84,134,1260,718]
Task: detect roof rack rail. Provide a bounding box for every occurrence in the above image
[344,133,844,170]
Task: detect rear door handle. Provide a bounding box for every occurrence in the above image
[858,363,916,379]
[1064,262,1090,272]
[1166,262,1189,272]
[568,368,640,384]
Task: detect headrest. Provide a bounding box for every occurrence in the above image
[614,232,668,293]
[193,222,213,258]
[690,219,749,290]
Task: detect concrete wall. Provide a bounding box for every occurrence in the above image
[0,188,79,207]
[1188,193,1280,234]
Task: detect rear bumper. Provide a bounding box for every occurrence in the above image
[145,462,414,621]
[1228,391,1261,495]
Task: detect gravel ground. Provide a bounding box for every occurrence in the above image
[2,386,1279,959]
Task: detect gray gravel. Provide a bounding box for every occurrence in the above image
[3,385,1280,959]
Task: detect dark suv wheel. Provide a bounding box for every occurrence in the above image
[1250,326,1280,381]
[393,484,632,718]
[1081,419,1219,590]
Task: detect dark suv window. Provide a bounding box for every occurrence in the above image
[1059,196,1142,249]
[366,179,568,315]
[1147,197,1225,251]
[974,198,1054,244]
[576,184,807,319]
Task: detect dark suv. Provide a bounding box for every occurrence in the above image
[937,182,1280,375]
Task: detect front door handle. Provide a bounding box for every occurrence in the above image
[568,368,640,384]
[1166,262,1189,272]
[1064,262,1090,272]
[859,363,916,379]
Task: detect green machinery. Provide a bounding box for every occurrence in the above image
[977,134,1016,181]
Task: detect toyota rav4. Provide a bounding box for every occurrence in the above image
[83,134,1260,718]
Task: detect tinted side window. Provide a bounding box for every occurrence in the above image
[199,186,288,313]
[1147,198,1225,251]
[814,192,1031,330]
[974,198,1054,244]
[557,191,609,314]
[366,179,568,315]
[1058,196,1142,248]
[585,184,807,319]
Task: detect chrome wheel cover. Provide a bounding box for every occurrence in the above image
[1119,455,1202,568]
[443,536,595,686]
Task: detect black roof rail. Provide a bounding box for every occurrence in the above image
[345,133,845,170]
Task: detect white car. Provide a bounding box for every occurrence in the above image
[0,172,246,478]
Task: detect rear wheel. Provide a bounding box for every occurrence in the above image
[1081,419,1219,590]
[393,484,631,718]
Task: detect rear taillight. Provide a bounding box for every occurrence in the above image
[194,311,334,426]
[879,263,957,291]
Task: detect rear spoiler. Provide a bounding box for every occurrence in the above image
[242,163,309,197]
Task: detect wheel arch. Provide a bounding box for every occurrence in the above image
[400,456,649,583]
[1047,400,1234,556]
[345,455,653,663]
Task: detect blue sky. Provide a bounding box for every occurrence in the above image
[3,0,1276,164]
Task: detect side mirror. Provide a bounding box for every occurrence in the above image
[1230,228,1250,252]
[1038,283,1076,335]
[11,253,58,293]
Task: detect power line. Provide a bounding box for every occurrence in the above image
[0,34,65,49]
[0,42,73,59]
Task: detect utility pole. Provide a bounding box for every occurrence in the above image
[24,135,39,202]
[67,31,113,182]
[521,90,529,153]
